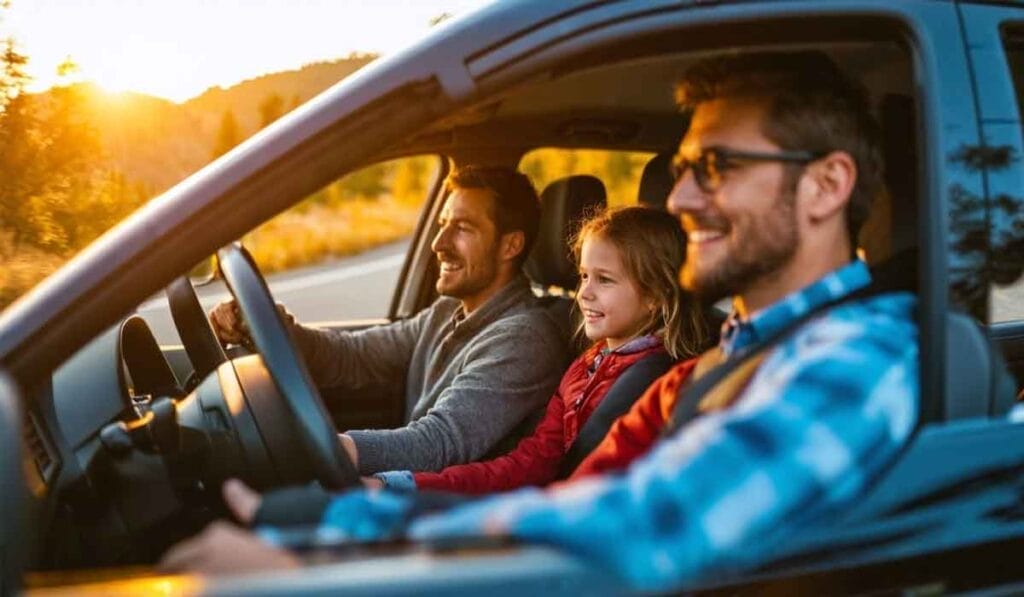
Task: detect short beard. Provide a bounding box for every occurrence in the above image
[435,241,502,300]
[681,178,799,303]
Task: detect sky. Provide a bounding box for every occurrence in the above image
[2,0,491,102]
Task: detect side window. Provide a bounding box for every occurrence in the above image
[519,149,656,207]
[988,27,1024,324]
[248,155,441,322]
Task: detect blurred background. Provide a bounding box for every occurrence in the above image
[0,0,652,312]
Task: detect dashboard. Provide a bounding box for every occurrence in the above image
[27,313,198,569]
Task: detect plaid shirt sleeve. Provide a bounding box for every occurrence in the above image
[407,293,919,591]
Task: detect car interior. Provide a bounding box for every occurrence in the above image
[11,11,1024,593]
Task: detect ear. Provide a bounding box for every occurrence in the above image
[800,150,857,224]
[500,230,526,263]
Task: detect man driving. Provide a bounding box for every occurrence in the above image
[168,51,919,591]
[210,165,567,475]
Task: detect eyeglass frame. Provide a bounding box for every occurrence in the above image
[670,146,826,194]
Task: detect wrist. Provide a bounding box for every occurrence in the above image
[372,470,417,492]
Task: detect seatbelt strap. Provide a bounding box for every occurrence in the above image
[664,283,879,436]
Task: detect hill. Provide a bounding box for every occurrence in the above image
[35,54,378,194]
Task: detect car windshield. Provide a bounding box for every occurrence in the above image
[0,0,495,312]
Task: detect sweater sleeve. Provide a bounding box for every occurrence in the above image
[289,306,429,390]
[413,394,567,494]
[567,359,697,481]
[347,317,565,474]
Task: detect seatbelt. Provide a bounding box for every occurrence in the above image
[664,284,880,436]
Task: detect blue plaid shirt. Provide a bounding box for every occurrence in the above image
[268,260,919,591]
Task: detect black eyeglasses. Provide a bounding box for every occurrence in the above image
[670,146,825,193]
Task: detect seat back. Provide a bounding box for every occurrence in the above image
[637,152,673,211]
[524,174,607,293]
[946,313,1017,419]
[524,175,607,348]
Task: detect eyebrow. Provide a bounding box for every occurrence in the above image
[438,215,478,227]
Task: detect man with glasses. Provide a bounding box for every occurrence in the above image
[164,51,919,592]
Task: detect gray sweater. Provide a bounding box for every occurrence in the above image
[292,274,567,474]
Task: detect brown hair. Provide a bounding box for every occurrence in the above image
[674,51,884,245]
[571,206,707,359]
[444,165,541,267]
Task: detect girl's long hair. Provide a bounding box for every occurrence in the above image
[571,206,708,359]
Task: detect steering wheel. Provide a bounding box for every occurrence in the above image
[166,276,228,388]
[217,243,359,489]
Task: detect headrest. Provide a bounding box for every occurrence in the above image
[637,152,673,210]
[525,175,607,290]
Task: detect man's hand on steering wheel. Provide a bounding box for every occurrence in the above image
[209,299,296,347]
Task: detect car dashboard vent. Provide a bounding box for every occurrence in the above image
[23,412,55,479]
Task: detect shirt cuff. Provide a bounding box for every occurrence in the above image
[374,470,417,492]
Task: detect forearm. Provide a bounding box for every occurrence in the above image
[348,394,540,474]
[291,319,416,389]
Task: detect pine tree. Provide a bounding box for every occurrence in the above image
[257,92,285,129]
[212,108,242,159]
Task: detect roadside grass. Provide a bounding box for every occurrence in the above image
[0,236,64,308]
[244,197,421,274]
[0,198,421,310]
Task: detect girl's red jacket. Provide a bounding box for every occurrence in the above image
[413,338,667,494]
[567,357,698,481]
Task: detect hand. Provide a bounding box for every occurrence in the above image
[209,299,247,346]
[223,478,262,525]
[158,521,300,575]
[209,299,296,347]
[339,433,359,469]
[361,476,384,490]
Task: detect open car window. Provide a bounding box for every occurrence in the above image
[248,155,442,323]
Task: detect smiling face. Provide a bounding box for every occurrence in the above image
[576,235,653,350]
[667,98,800,303]
[430,188,506,312]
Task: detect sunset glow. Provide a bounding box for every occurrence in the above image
[3,0,489,102]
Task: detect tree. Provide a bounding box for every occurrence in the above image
[257,91,285,129]
[212,108,242,159]
[0,33,41,251]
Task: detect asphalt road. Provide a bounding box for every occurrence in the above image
[137,239,410,345]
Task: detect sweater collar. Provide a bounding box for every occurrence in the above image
[448,273,534,338]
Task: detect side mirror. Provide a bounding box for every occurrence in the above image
[188,255,218,286]
[0,372,25,597]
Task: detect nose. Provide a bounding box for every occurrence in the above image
[577,277,594,301]
[665,170,708,215]
[431,225,452,254]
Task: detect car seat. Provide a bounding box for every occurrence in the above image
[524,174,607,345]
[637,152,673,211]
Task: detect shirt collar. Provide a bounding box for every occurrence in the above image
[449,273,533,337]
[719,260,872,358]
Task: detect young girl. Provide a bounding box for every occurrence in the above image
[372,205,709,494]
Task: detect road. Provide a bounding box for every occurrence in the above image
[137,240,409,345]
